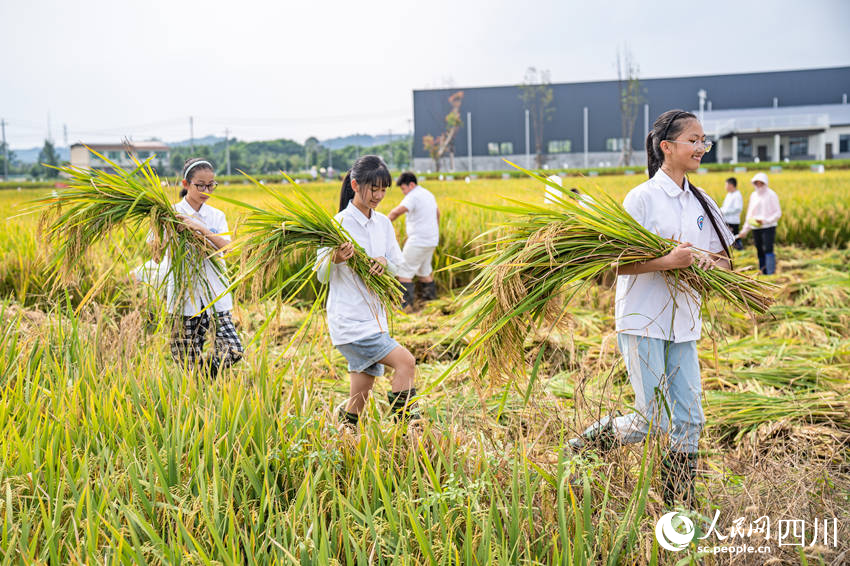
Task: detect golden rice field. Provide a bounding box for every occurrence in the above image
[0,170,848,565]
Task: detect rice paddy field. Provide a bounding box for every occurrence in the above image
[0,170,848,564]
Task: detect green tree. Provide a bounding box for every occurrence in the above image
[518,67,555,169]
[0,142,14,179]
[36,139,60,178]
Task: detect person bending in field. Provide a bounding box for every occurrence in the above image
[388,172,440,311]
[569,110,734,509]
[736,172,781,275]
[151,158,244,379]
[315,156,419,431]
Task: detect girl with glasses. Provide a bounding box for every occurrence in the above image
[569,110,734,508]
[156,157,243,379]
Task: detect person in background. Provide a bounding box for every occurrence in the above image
[720,177,744,250]
[737,172,781,275]
[388,172,440,311]
[543,174,564,204]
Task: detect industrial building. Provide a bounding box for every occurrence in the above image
[412,66,850,171]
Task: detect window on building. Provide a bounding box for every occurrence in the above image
[107,151,121,160]
[500,142,513,155]
[606,138,625,152]
[789,136,809,156]
[548,140,572,153]
[487,142,499,156]
[838,134,850,153]
[137,151,151,160]
[737,139,752,160]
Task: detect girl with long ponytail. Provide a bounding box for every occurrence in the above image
[569,110,735,509]
[316,155,420,432]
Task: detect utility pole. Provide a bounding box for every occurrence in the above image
[467,111,472,171]
[189,116,194,152]
[47,112,53,144]
[63,124,68,148]
[1,119,8,180]
[407,118,413,169]
[225,128,231,175]
[524,108,530,168]
[583,107,589,169]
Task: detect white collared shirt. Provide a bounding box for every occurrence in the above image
[315,201,405,345]
[615,170,733,343]
[720,190,744,224]
[165,198,233,315]
[399,185,439,247]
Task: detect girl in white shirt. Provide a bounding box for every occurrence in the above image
[165,158,243,378]
[315,155,418,430]
[569,110,734,508]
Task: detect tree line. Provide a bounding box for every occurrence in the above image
[2,136,413,180]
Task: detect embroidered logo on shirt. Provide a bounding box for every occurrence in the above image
[697,215,704,230]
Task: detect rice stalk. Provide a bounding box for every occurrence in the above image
[32,146,221,314]
[449,162,779,382]
[218,173,404,310]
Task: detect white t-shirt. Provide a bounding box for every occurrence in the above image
[615,171,734,343]
[155,198,233,316]
[399,185,439,247]
[720,190,744,224]
[315,201,405,345]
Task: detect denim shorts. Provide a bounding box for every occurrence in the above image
[335,332,400,377]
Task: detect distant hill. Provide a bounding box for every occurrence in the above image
[168,135,225,148]
[320,133,409,150]
[13,146,71,165]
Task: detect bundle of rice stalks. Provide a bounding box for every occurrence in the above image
[450,164,778,381]
[34,147,219,308]
[218,174,404,310]
[705,390,850,442]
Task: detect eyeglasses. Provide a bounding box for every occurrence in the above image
[192,181,218,192]
[665,139,713,153]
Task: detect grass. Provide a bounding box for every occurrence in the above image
[0,172,848,564]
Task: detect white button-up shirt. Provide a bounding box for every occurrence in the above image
[399,185,440,247]
[315,201,404,345]
[615,170,733,343]
[164,198,233,315]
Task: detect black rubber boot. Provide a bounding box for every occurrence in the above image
[338,408,360,433]
[662,451,698,508]
[568,417,620,453]
[421,280,437,301]
[400,282,416,311]
[387,388,420,422]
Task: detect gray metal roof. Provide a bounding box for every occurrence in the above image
[700,103,850,137]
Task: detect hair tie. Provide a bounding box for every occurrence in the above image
[183,160,212,179]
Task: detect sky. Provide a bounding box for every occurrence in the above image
[2,0,849,149]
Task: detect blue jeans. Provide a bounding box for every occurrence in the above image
[610,334,703,453]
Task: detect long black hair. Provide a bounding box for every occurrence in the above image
[338,155,392,212]
[180,157,215,198]
[646,109,732,262]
